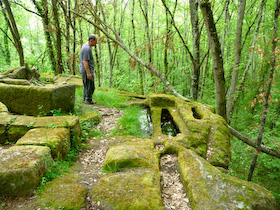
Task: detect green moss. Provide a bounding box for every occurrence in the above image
[103,140,159,171]
[91,169,164,210]
[148,94,176,107]
[178,148,277,210]
[16,128,70,159]
[7,125,30,142]
[0,145,53,196]
[36,173,87,210]
[0,102,8,112]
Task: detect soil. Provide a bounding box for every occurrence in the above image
[0,104,191,210]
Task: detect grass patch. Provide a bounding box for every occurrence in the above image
[102,162,121,174]
[93,89,128,109]
[113,105,151,138]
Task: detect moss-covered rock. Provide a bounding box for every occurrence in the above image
[147,94,176,107]
[36,173,87,210]
[91,169,164,210]
[53,74,83,87]
[79,112,100,124]
[34,116,82,146]
[0,102,8,112]
[103,139,159,171]
[16,128,70,159]
[147,94,231,168]
[0,83,75,116]
[178,148,277,210]
[1,66,40,80]
[7,115,37,142]
[0,145,53,196]
[0,78,31,85]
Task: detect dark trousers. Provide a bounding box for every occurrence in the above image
[82,73,95,101]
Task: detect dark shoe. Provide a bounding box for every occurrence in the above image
[85,100,96,105]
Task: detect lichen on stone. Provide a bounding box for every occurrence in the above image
[91,169,164,210]
[0,145,53,196]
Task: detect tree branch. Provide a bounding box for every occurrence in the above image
[12,0,41,17]
[228,126,280,159]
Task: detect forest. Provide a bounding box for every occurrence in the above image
[0,0,280,204]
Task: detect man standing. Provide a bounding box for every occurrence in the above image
[79,34,97,104]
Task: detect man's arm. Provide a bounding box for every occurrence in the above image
[83,60,92,80]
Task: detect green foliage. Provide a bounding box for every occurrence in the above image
[102,162,121,174]
[93,90,128,109]
[81,121,101,139]
[113,105,150,138]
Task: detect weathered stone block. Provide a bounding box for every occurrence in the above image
[178,148,277,210]
[36,173,87,210]
[0,102,8,112]
[34,116,81,145]
[7,116,36,142]
[91,169,164,210]
[1,66,39,80]
[0,78,31,85]
[103,139,158,171]
[16,128,70,159]
[0,83,75,116]
[148,94,176,107]
[53,74,83,87]
[0,145,53,196]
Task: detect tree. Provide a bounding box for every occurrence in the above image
[199,0,227,119]
[51,0,63,74]
[247,0,279,181]
[0,0,24,66]
[32,0,57,73]
[226,0,246,122]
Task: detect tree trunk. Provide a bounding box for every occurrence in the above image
[227,0,246,122]
[189,0,200,101]
[1,0,25,66]
[229,0,267,122]
[139,0,152,64]
[32,0,57,73]
[199,0,227,119]
[131,0,144,94]
[52,0,63,74]
[247,0,279,181]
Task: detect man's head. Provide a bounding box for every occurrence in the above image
[88,34,97,47]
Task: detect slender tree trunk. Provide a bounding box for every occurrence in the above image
[199,0,227,119]
[200,48,209,99]
[227,0,246,122]
[247,0,279,181]
[139,0,152,64]
[1,0,25,66]
[3,23,10,65]
[221,0,230,56]
[32,0,57,73]
[164,7,170,78]
[189,0,200,101]
[229,0,267,123]
[131,0,144,94]
[52,0,63,74]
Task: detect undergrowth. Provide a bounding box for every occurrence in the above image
[113,105,151,138]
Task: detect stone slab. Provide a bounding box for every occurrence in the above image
[0,145,53,196]
[91,169,163,210]
[0,83,75,116]
[178,148,277,210]
[36,173,87,210]
[103,139,159,171]
[16,128,70,159]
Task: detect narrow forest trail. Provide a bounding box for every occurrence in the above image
[0,104,191,210]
